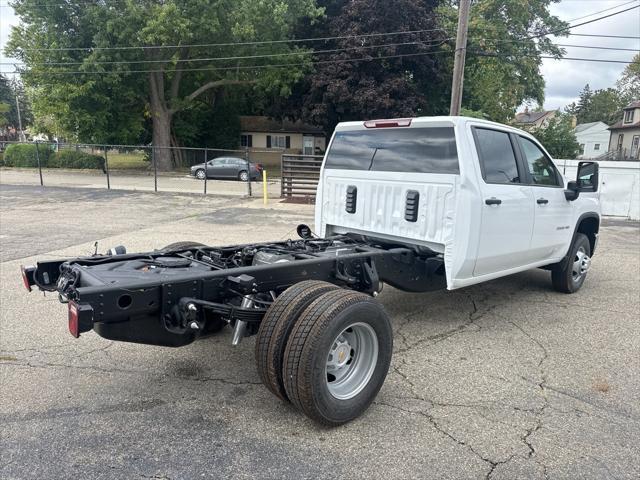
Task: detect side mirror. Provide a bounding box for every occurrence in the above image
[576,161,599,192]
[565,161,599,201]
[564,181,580,201]
[296,224,314,239]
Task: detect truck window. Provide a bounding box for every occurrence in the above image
[518,137,562,187]
[325,127,459,174]
[474,128,520,184]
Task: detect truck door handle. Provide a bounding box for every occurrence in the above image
[485,198,502,205]
[537,198,549,204]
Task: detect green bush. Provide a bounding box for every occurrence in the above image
[2,143,53,167]
[51,149,105,170]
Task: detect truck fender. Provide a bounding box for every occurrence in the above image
[554,212,600,270]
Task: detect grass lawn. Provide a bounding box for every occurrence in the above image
[106,151,148,170]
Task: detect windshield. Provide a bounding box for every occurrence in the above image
[325,127,459,174]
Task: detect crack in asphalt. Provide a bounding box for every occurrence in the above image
[382,294,559,479]
[0,359,262,389]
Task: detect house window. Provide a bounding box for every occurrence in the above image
[624,109,634,123]
[240,134,252,147]
[579,143,585,155]
[266,135,290,149]
[594,143,600,151]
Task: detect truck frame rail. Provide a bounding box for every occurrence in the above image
[23,230,445,347]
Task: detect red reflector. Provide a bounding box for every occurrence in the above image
[20,265,32,292]
[68,302,80,338]
[364,118,412,128]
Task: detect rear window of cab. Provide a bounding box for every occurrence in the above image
[325,127,459,174]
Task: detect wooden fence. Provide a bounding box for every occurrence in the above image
[280,154,323,200]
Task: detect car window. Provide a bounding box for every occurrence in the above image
[325,127,459,174]
[473,128,520,184]
[212,159,226,166]
[519,137,562,187]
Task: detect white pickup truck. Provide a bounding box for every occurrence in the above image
[22,116,600,426]
[316,116,600,294]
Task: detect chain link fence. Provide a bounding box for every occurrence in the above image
[0,141,284,198]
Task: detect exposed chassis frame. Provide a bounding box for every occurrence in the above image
[24,237,445,347]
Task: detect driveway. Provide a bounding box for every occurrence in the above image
[1,184,638,479]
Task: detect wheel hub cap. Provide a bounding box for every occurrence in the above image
[325,323,379,400]
[572,247,591,280]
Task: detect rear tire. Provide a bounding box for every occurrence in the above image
[552,233,591,293]
[283,289,393,426]
[255,280,338,401]
[238,170,249,182]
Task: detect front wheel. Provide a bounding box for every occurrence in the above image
[195,169,206,180]
[551,233,591,293]
[282,289,393,426]
[238,170,249,182]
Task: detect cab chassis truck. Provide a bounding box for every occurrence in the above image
[21,117,601,425]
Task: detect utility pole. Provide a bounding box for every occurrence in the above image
[15,94,26,142]
[449,0,471,116]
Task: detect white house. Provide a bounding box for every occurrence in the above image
[574,121,609,159]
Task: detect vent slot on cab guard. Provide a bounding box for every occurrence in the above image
[345,186,357,214]
[405,190,420,222]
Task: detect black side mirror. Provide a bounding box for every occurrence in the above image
[576,161,599,192]
[565,180,580,201]
[296,224,314,239]
[565,161,599,201]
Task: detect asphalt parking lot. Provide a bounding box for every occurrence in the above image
[1,184,639,479]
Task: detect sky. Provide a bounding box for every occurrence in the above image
[542,0,640,110]
[0,0,639,113]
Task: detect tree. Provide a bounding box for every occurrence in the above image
[565,84,625,125]
[617,53,640,104]
[268,0,447,134]
[7,0,321,169]
[530,114,580,159]
[439,0,568,122]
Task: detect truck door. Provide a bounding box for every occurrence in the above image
[516,136,573,261]
[472,127,536,276]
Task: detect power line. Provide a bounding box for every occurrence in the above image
[0,39,452,67]
[12,38,639,68]
[474,52,636,64]
[11,3,639,54]
[1,48,634,76]
[565,0,639,23]
[567,33,639,39]
[13,28,449,52]
[0,49,459,75]
[467,4,640,40]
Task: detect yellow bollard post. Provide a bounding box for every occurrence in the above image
[262,170,268,205]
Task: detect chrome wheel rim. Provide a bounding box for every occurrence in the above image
[239,171,249,181]
[325,322,378,400]
[572,246,591,281]
[196,170,205,180]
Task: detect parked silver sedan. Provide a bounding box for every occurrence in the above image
[190,157,262,181]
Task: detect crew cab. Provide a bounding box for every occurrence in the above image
[21,116,600,426]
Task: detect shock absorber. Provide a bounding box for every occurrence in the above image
[231,296,254,345]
